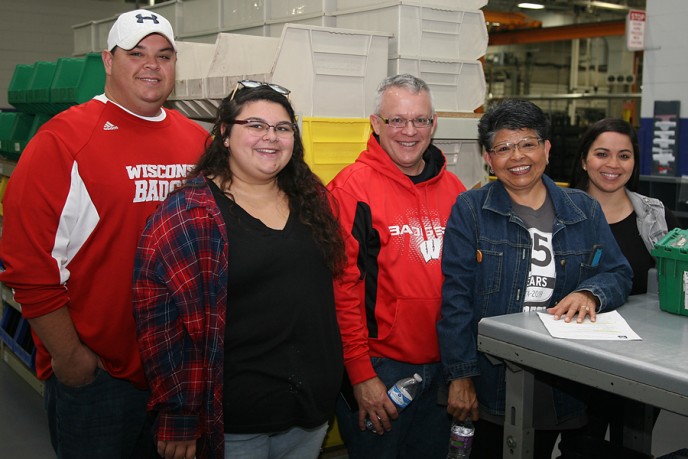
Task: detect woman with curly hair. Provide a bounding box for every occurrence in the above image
[133,81,346,459]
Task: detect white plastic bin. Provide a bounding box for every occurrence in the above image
[222,0,267,30]
[267,15,337,37]
[205,33,280,100]
[267,0,337,21]
[146,1,183,34]
[389,56,486,113]
[335,4,488,60]
[335,0,487,10]
[271,24,389,117]
[434,138,487,189]
[166,25,388,120]
[218,26,270,37]
[73,21,97,55]
[173,0,221,38]
[167,41,217,119]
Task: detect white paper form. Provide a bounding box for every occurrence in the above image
[536,310,642,340]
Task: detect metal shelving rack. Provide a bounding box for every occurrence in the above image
[0,158,43,395]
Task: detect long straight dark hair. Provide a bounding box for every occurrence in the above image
[570,118,640,192]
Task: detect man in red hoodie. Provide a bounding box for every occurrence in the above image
[328,74,466,459]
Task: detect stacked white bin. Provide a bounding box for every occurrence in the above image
[333,0,489,188]
[166,25,389,120]
[72,0,489,188]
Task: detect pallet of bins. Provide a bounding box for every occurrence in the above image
[182,24,389,120]
[170,24,388,186]
[167,40,219,120]
[168,33,280,120]
[175,0,337,38]
[330,1,489,188]
[272,24,389,183]
[332,1,488,111]
[3,54,104,162]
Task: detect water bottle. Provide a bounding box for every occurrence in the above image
[447,418,475,458]
[365,373,423,432]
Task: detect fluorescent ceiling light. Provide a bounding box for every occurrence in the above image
[518,3,546,9]
[574,1,632,11]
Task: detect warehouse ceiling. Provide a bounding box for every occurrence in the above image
[484,0,646,33]
[485,0,646,17]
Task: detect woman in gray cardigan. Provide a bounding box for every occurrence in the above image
[568,117,680,449]
[570,117,679,295]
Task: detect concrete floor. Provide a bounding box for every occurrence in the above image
[0,358,685,458]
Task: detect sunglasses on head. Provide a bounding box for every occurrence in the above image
[229,80,291,101]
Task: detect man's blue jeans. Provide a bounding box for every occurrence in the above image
[336,359,451,459]
[44,368,158,459]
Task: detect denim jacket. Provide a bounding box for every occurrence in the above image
[626,189,669,255]
[438,175,632,420]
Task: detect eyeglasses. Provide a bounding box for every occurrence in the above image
[489,137,543,157]
[376,115,434,129]
[229,80,291,101]
[230,119,297,138]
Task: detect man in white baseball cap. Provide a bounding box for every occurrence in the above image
[0,7,207,459]
[107,8,177,52]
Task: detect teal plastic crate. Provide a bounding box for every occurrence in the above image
[652,228,688,316]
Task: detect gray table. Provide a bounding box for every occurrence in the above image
[477,293,688,459]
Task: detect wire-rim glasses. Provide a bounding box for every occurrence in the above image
[229,119,297,138]
[489,137,543,157]
[376,114,434,129]
[229,80,291,101]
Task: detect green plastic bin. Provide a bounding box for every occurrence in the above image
[7,64,34,113]
[26,61,58,115]
[652,227,688,317]
[0,112,35,161]
[50,53,105,110]
[14,113,52,156]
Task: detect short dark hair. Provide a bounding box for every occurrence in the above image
[478,99,550,152]
[570,118,640,192]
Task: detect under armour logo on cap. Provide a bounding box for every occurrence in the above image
[107,9,176,52]
[135,13,160,24]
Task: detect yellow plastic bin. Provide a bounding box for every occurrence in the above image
[0,175,9,216]
[301,117,371,185]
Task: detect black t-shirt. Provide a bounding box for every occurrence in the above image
[209,181,343,433]
[610,212,654,295]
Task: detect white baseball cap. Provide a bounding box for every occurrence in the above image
[107,9,177,52]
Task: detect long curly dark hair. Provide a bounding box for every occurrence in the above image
[188,84,345,276]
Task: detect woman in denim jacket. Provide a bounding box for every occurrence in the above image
[437,100,632,459]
